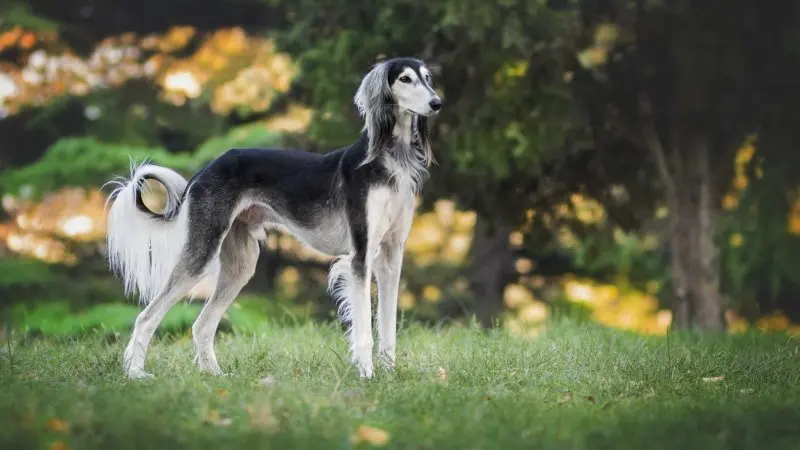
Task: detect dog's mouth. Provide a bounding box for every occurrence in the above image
[408,108,440,117]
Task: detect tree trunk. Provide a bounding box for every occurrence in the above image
[666,141,725,331]
[468,217,514,328]
[639,97,724,331]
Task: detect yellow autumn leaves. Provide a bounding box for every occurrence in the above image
[722,137,756,215]
[577,23,621,69]
[723,136,800,240]
[1,25,304,124]
[406,199,476,266]
[1,187,107,264]
[152,27,298,115]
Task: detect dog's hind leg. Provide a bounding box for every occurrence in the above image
[123,259,204,379]
[192,221,259,375]
[123,199,234,379]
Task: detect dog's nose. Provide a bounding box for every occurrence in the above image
[429,98,443,111]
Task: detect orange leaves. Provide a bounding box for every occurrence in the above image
[789,196,800,235]
[49,441,68,450]
[351,425,391,447]
[46,417,69,432]
[722,194,739,211]
[0,27,41,52]
[44,417,69,450]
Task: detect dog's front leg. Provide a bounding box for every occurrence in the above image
[374,198,414,371]
[345,187,400,379]
[374,248,401,371]
[348,254,374,379]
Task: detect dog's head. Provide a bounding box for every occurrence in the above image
[354,57,442,118]
[354,58,440,167]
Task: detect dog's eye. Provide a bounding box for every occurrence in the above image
[399,75,412,83]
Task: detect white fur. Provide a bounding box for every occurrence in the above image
[391,68,438,116]
[375,192,414,369]
[106,164,193,305]
[327,184,414,378]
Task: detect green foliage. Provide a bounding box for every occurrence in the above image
[5,294,301,338]
[0,124,282,198]
[193,123,282,164]
[717,164,800,317]
[0,258,59,288]
[1,3,60,32]
[0,138,195,198]
[0,322,797,449]
[277,0,583,221]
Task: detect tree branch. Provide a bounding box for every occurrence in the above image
[638,94,677,207]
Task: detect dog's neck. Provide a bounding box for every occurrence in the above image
[383,108,427,194]
[393,109,416,145]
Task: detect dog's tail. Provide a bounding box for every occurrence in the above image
[105,162,190,305]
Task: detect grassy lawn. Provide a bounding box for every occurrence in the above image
[0,320,798,450]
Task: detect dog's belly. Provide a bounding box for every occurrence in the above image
[274,215,351,257]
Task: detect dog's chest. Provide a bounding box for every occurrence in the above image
[366,186,413,242]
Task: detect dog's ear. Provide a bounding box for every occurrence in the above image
[415,115,434,167]
[354,62,395,165]
[354,63,388,118]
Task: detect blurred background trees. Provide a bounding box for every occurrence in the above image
[2,0,800,338]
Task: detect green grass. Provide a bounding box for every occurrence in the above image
[0,320,798,450]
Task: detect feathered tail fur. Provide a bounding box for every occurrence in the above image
[105,162,190,305]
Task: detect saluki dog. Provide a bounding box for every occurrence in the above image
[105,57,442,379]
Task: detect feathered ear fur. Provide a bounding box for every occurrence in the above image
[415,115,434,167]
[354,62,395,165]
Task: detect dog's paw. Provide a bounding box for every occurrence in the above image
[357,361,375,379]
[125,368,154,380]
[197,365,226,376]
[378,352,396,372]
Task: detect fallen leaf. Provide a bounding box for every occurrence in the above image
[351,425,390,447]
[436,367,448,381]
[702,376,725,383]
[49,441,68,450]
[203,409,232,427]
[204,409,220,423]
[217,417,233,427]
[246,404,280,433]
[46,418,69,432]
[259,376,276,387]
[558,391,572,404]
